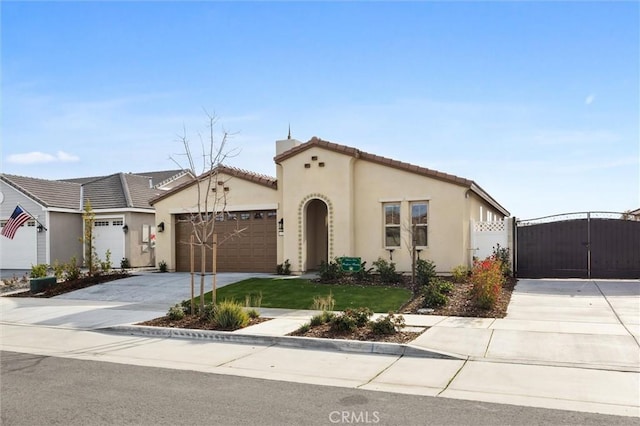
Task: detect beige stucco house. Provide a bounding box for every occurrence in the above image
[152,137,509,275]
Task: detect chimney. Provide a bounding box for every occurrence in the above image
[275,125,301,156]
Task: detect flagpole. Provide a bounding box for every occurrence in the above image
[17,203,48,231]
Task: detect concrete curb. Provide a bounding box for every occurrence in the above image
[102,325,465,360]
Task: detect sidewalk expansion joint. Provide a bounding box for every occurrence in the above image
[437,358,468,397]
[357,354,405,389]
[593,280,640,348]
[483,329,495,358]
[467,356,640,374]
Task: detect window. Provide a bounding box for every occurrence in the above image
[94,220,110,227]
[254,212,264,219]
[112,219,123,226]
[411,202,428,247]
[240,213,251,221]
[384,203,401,247]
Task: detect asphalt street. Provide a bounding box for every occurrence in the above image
[2,351,636,426]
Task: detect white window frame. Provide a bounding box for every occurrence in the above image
[411,201,429,248]
[383,203,401,248]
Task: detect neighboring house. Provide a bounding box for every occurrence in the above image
[152,137,510,274]
[0,170,190,270]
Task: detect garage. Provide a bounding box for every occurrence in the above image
[175,210,277,273]
[0,220,37,269]
[92,217,125,265]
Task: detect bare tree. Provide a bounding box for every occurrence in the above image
[171,111,245,312]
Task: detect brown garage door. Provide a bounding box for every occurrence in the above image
[175,210,277,273]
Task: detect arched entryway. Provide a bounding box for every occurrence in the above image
[306,199,328,270]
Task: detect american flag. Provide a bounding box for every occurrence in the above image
[1,206,32,240]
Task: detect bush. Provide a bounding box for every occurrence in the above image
[246,308,260,319]
[372,258,402,284]
[451,265,469,283]
[423,278,454,308]
[244,292,263,308]
[329,308,373,333]
[213,300,249,330]
[120,257,130,270]
[200,303,217,321]
[369,313,405,335]
[297,323,311,333]
[159,260,168,273]
[99,250,112,274]
[30,264,48,279]
[318,259,345,282]
[310,314,325,327]
[470,257,504,310]
[63,257,82,281]
[352,261,374,282]
[330,313,357,333]
[492,244,512,277]
[276,259,291,275]
[52,260,65,281]
[167,304,185,320]
[415,259,436,286]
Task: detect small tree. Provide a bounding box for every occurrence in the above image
[81,200,98,276]
[171,111,245,312]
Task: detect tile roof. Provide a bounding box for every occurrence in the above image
[274,137,509,216]
[1,174,81,209]
[150,165,276,205]
[60,169,185,188]
[82,173,161,210]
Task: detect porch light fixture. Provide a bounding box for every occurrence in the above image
[157,222,165,232]
[387,248,394,260]
[122,224,129,233]
[37,224,44,233]
[278,218,284,233]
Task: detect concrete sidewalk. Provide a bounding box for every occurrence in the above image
[1,277,639,418]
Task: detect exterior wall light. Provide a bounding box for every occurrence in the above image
[157,222,165,232]
[278,218,284,233]
[122,224,129,233]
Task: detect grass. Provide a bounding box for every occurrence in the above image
[197,278,412,312]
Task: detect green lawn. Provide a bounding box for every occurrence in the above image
[196,278,412,312]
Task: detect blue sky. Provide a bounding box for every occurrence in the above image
[1,1,638,219]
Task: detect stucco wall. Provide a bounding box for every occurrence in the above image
[153,172,278,271]
[123,212,156,268]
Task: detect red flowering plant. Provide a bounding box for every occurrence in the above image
[470,256,505,309]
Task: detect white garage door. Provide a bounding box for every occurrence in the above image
[0,220,37,269]
[93,218,124,265]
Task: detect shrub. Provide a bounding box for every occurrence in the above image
[329,313,357,333]
[311,291,335,311]
[423,277,455,307]
[310,314,325,327]
[415,259,436,286]
[369,313,405,335]
[200,303,217,321]
[276,259,291,275]
[245,292,263,308]
[120,257,130,270]
[52,260,65,281]
[318,259,344,282]
[451,265,469,283]
[30,264,48,279]
[492,244,512,277]
[346,307,373,327]
[213,300,249,330]
[297,323,311,333]
[159,260,168,273]
[64,257,82,281]
[470,257,504,310]
[372,258,402,284]
[246,308,260,319]
[352,261,374,282]
[167,304,185,320]
[99,250,112,274]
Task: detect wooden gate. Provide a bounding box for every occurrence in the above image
[516,212,640,279]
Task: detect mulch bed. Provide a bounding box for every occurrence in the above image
[138,315,270,330]
[4,272,130,298]
[289,323,422,344]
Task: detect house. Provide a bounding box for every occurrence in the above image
[152,137,510,274]
[0,170,191,270]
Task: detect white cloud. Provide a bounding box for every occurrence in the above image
[7,150,80,165]
[585,94,596,105]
